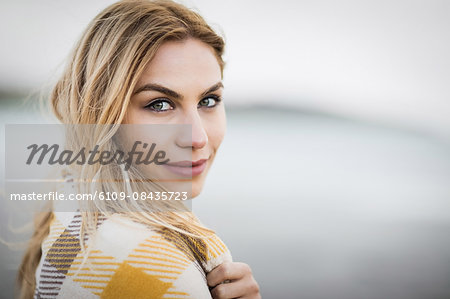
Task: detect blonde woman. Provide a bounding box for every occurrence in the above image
[17,1,260,298]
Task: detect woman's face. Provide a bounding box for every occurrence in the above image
[124,38,226,198]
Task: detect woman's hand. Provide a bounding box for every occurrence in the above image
[207,261,261,299]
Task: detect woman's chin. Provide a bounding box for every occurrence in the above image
[190,165,210,198]
[190,182,204,199]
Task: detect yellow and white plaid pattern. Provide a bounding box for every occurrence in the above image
[34,212,232,299]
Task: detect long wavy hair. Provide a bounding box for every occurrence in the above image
[17,0,225,297]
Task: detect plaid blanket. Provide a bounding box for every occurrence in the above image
[34,211,232,298]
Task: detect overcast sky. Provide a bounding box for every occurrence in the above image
[1,0,449,139]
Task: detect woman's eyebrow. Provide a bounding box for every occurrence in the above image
[133,82,223,99]
[200,82,224,98]
[134,83,181,98]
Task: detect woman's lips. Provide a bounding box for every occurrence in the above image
[163,158,208,177]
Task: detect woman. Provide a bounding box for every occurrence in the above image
[17,1,260,298]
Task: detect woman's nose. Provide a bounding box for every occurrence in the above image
[175,111,208,149]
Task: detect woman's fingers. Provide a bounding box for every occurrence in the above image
[207,262,260,299]
[207,262,251,287]
[210,275,260,299]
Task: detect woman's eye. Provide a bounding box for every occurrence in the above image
[144,99,173,112]
[198,96,221,108]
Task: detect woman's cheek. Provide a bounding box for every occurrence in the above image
[208,110,226,150]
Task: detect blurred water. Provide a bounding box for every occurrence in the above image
[1,98,450,299]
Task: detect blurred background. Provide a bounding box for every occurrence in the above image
[1,0,449,298]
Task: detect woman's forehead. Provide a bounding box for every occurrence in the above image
[136,39,222,92]
[141,39,220,77]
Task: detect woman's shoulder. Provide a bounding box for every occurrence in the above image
[36,212,231,298]
[44,211,232,264]
[93,213,233,273]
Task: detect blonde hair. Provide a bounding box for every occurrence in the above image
[17,0,225,297]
